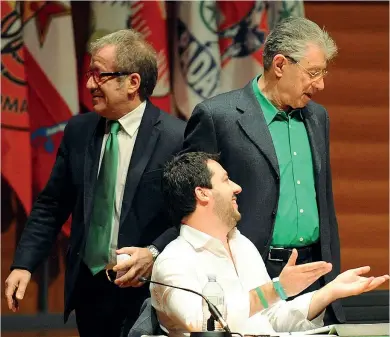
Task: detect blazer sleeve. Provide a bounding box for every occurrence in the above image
[11,124,76,273]
[325,113,341,275]
[151,226,179,253]
[182,102,219,154]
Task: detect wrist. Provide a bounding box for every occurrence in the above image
[318,282,337,304]
[146,245,159,262]
[272,277,288,300]
[250,281,281,315]
[259,282,281,307]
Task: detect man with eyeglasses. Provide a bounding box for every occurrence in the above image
[5,29,185,337]
[182,17,343,324]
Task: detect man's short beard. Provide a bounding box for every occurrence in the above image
[213,193,241,229]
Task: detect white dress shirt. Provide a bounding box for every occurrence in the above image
[97,101,146,264]
[151,225,324,337]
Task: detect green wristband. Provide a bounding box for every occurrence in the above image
[255,286,269,309]
[272,277,288,300]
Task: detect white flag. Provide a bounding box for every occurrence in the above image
[173,0,304,119]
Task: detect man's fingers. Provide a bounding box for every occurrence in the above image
[118,279,145,288]
[113,259,135,272]
[297,261,331,273]
[365,276,388,292]
[308,265,332,282]
[6,290,16,311]
[116,246,137,255]
[353,277,373,294]
[114,267,138,286]
[285,249,298,267]
[351,266,371,276]
[5,280,18,311]
[15,279,28,300]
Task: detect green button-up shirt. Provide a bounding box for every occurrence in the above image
[252,76,319,247]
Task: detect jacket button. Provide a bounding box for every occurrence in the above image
[272,211,276,216]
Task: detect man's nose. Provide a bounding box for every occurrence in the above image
[313,77,325,91]
[232,181,242,195]
[86,75,97,90]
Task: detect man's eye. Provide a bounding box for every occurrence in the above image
[311,70,322,76]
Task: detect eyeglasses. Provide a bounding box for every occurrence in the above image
[85,69,130,83]
[285,56,328,81]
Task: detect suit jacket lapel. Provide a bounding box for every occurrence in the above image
[302,105,323,186]
[119,101,161,228]
[236,82,280,177]
[84,115,106,227]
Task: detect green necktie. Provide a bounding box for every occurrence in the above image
[84,121,120,275]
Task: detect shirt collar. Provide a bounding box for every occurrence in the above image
[108,101,146,138]
[251,75,303,124]
[180,224,240,256]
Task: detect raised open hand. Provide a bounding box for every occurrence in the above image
[328,266,389,299]
[279,249,332,298]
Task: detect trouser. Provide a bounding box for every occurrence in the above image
[73,262,150,337]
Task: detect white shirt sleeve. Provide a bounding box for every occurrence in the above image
[262,291,325,332]
[151,256,204,332]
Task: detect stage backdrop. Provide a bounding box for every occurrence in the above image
[1,1,388,315]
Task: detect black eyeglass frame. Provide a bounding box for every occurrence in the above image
[85,70,131,83]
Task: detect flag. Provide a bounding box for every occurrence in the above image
[80,1,172,112]
[173,1,221,119]
[217,1,269,94]
[1,1,32,215]
[173,0,304,118]
[23,1,79,237]
[267,0,305,30]
[130,1,171,112]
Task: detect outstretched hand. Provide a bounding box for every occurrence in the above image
[328,266,389,300]
[279,249,332,298]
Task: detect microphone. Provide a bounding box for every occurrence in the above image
[139,276,231,334]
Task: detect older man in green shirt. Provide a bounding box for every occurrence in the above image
[252,76,320,250]
[183,17,343,324]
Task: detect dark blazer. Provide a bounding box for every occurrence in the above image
[11,101,185,321]
[182,81,345,322]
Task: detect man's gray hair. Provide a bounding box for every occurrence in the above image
[263,17,337,71]
[89,29,158,100]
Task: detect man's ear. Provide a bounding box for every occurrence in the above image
[126,73,141,95]
[195,187,210,203]
[273,54,288,78]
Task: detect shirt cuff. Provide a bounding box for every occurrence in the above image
[291,291,325,329]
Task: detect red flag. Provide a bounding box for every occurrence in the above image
[23,1,79,237]
[79,1,172,113]
[1,1,32,215]
[130,1,171,112]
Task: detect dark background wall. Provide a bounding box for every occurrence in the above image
[1,1,388,315]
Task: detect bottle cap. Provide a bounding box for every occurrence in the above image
[207,274,217,282]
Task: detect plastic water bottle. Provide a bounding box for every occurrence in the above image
[202,275,226,331]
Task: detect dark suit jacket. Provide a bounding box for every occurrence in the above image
[182,81,345,322]
[11,101,185,321]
